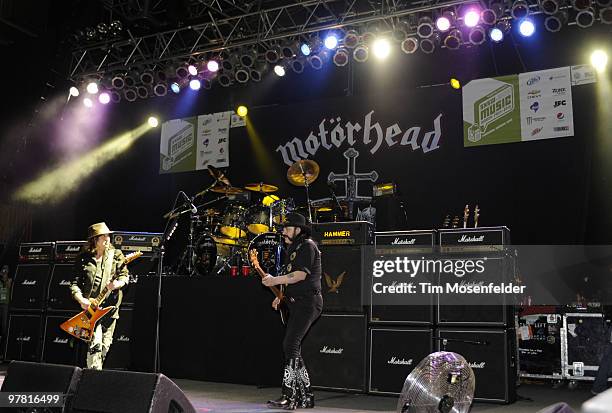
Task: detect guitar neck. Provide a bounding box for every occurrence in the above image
[253,265,284,300]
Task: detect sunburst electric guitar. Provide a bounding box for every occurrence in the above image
[60,251,142,342]
[249,249,291,325]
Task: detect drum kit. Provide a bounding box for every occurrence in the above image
[167,160,325,276]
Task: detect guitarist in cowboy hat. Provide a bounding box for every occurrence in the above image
[69,222,130,369]
[262,212,323,409]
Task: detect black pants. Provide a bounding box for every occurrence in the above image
[283,294,323,359]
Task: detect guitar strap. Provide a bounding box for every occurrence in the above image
[89,248,115,298]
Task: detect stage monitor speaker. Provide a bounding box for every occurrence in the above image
[47,264,81,312]
[4,313,42,362]
[436,328,517,404]
[11,264,52,310]
[104,308,133,369]
[368,328,433,395]
[71,369,195,413]
[319,245,365,313]
[0,361,81,413]
[537,403,577,413]
[42,312,78,365]
[301,313,366,391]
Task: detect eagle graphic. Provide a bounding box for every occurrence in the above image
[324,271,346,293]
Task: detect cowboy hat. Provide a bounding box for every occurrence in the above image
[87,222,113,239]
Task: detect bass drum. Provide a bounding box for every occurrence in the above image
[248,232,283,276]
[194,233,217,275]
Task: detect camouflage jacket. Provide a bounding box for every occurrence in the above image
[69,247,129,318]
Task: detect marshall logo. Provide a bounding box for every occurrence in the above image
[324,271,346,293]
[387,357,413,365]
[66,246,81,252]
[320,346,344,355]
[16,336,31,342]
[28,247,43,253]
[324,231,351,237]
[469,361,486,369]
[53,337,69,344]
[457,235,485,243]
[128,236,146,241]
[117,335,130,342]
[391,238,416,245]
[59,280,71,286]
[21,280,37,285]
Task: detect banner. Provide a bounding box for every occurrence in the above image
[463,67,574,147]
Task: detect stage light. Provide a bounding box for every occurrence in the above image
[250,63,267,82]
[235,68,250,83]
[218,73,232,87]
[265,46,281,63]
[86,82,99,94]
[332,48,349,66]
[324,35,338,50]
[401,37,419,54]
[98,92,111,104]
[436,16,451,31]
[519,18,536,36]
[540,0,561,15]
[290,59,305,74]
[274,65,286,77]
[170,82,181,94]
[140,71,154,85]
[601,7,612,24]
[189,78,201,90]
[124,73,137,88]
[450,78,461,89]
[188,64,198,76]
[236,105,248,117]
[482,3,504,25]
[153,83,167,96]
[307,54,323,70]
[464,10,480,27]
[417,16,435,38]
[343,30,360,48]
[111,75,125,89]
[372,39,391,60]
[222,58,235,72]
[83,97,93,108]
[591,50,608,73]
[420,36,437,54]
[176,65,189,79]
[136,86,149,99]
[300,43,311,56]
[572,0,592,10]
[148,116,159,128]
[490,27,504,42]
[511,0,531,19]
[69,86,79,97]
[353,45,369,62]
[597,0,612,6]
[202,78,212,90]
[469,26,487,45]
[544,12,567,31]
[576,8,595,27]
[124,89,137,102]
[240,49,257,67]
[110,91,121,103]
[207,60,219,72]
[444,29,462,50]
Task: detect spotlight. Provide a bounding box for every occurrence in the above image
[153,83,167,96]
[540,0,561,15]
[235,68,250,83]
[83,97,93,108]
[109,20,123,36]
[111,75,125,89]
[98,92,111,104]
[597,0,612,6]
[436,16,451,32]
[236,105,248,117]
[110,91,121,103]
[353,45,369,62]
[401,37,419,54]
[300,42,311,56]
[148,116,159,128]
[420,36,437,54]
[207,60,219,72]
[69,86,80,97]
[332,48,349,66]
[392,22,410,42]
[324,34,338,50]
[601,7,612,24]
[140,71,154,85]
[444,29,462,50]
[281,41,298,59]
[591,50,608,73]
[290,59,305,74]
[343,30,360,48]
[137,86,149,99]
[417,16,435,38]
[450,78,461,89]
[511,0,531,19]
[272,64,285,76]
[544,12,567,31]
[240,49,258,67]
[519,18,536,36]
[250,63,267,82]
[176,65,189,79]
[189,78,201,90]
[307,54,323,70]
[490,27,504,42]
[464,9,480,27]
[202,78,213,90]
[576,8,595,27]
[97,23,109,35]
[188,64,198,76]
[124,73,137,88]
[265,46,282,63]
[86,82,99,94]
[372,39,391,60]
[170,82,181,94]
[218,73,232,87]
[482,3,504,25]
[124,89,137,102]
[469,26,487,45]
[221,58,236,72]
[572,0,592,10]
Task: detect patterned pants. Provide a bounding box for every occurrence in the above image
[86,319,116,370]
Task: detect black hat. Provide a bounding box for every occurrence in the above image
[281,212,311,235]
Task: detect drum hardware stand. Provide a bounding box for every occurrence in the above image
[299,162,314,223]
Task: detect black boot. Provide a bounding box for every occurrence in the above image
[296,357,315,409]
[267,359,298,410]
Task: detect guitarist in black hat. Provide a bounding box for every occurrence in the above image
[262,212,323,410]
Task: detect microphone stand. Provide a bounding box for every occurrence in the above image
[327,182,343,220]
[298,162,313,223]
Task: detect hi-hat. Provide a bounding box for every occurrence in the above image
[208,165,231,186]
[287,159,320,186]
[210,185,245,194]
[245,182,278,193]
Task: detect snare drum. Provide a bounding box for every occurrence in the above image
[194,233,217,275]
[246,206,271,235]
[248,232,283,276]
[220,204,247,239]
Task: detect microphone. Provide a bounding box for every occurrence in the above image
[181,192,198,214]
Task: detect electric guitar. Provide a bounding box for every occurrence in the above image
[249,249,290,325]
[60,251,142,342]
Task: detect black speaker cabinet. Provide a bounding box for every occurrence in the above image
[42,312,78,365]
[319,245,366,313]
[0,361,81,413]
[71,369,196,413]
[11,264,52,310]
[4,313,43,362]
[104,308,134,370]
[368,328,433,395]
[302,313,366,391]
[47,264,81,312]
[436,328,517,404]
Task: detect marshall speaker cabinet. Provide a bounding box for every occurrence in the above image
[4,313,43,362]
[12,242,55,311]
[42,312,78,365]
[302,313,367,391]
[104,308,134,370]
[368,327,433,395]
[370,230,436,325]
[47,264,81,312]
[436,328,517,403]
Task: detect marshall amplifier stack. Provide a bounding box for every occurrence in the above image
[112,232,162,297]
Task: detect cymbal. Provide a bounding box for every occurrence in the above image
[262,194,280,206]
[208,165,231,186]
[245,182,278,193]
[210,185,245,194]
[212,235,247,247]
[198,208,221,217]
[287,159,320,186]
